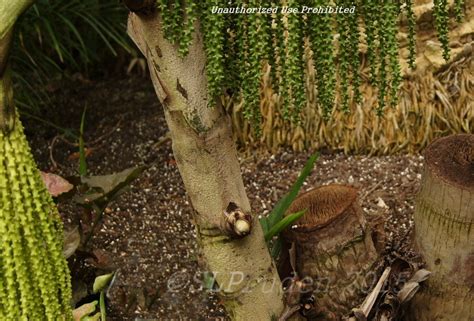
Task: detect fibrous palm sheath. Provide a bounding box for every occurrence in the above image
[0,116,72,320]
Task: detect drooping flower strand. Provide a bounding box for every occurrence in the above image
[386,0,402,108]
[454,0,465,22]
[178,0,198,57]
[158,0,181,44]
[361,0,378,85]
[241,0,273,133]
[376,3,388,114]
[284,0,306,122]
[201,0,225,104]
[347,0,362,105]
[308,0,336,117]
[433,0,450,61]
[171,0,183,42]
[336,0,351,113]
[267,3,279,91]
[405,0,417,69]
[233,0,248,95]
[221,9,239,94]
[274,2,288,116]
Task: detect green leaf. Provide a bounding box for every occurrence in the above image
[56,12,89,63]
[264,209,306,242]
[260,216,269,235]
[79,106,87,176]
[99,291,106,321]
[270,237,283,259]
[93,272,114,293]
[41,16,64,62]
[75,11,118,56]
[266,152,319,229]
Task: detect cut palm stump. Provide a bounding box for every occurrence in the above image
[281,184,382,320]
[408,134,474,321]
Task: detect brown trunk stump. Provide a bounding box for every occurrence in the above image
[282,184,380,320]
[409,134,474,321]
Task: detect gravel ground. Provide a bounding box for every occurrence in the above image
[25,76,424,320]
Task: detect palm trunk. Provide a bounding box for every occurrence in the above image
[1,0,34,132]
[409,134,473,320]
[127,11,284,321]
[281,184,380,320]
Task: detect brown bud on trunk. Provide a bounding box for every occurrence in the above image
[222,202,252,238]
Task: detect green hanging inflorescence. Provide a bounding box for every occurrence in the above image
[158,0,198,58]
[158,0,180,45]
[375,3,389,113]
[155,0,460,125]
[273,0,288,118]
[222,4,241,94]
[347,0,362,106]
[308,0,336,118]
[201,0,226,105]
[386,1,402,109]
[266,2,279,93]
[241,0,270,133]
[433,0,450,61]
[454,0,465,22]
[405,0,417,69]
[361,0,378,85]
[179,0,198,57]
[0,115,72,320]
[363,1,402,114]
[336,1,351,113]
[284,0,306,123]
[335,0,362,112]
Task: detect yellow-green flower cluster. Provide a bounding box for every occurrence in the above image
[0,116,72,320]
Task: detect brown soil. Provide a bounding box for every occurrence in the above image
[25,76,424,321]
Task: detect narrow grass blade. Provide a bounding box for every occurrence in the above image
[267,152,319,228]
[265,209,306,242]
[79,107,87,176]
[270,237,283,259]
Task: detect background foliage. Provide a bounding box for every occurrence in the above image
[11,0,132,111]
